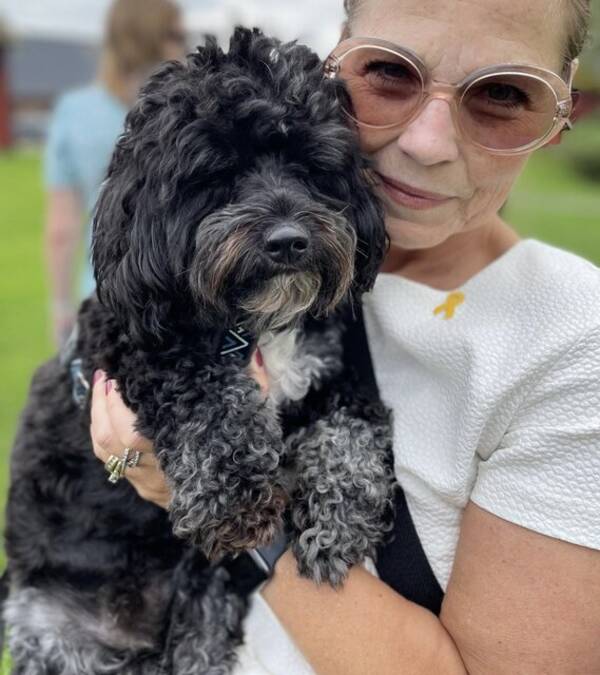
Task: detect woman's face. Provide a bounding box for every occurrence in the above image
[349,0,567,250]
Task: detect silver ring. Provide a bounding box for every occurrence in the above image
[126,449,142,469]
[104,448,141,484]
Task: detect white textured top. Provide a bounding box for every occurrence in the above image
[232,239,600,674]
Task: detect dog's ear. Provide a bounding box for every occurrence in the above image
[92,148,181,345]
[286,70,388,297]
[343,160,389,295]
[303,122,388,297]
[92,56,230,344]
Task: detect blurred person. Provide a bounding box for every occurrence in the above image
[45,0,186,347]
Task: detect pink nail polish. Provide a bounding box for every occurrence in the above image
[255,347,264,368]
[93,370,104,385]
[105,379,113,395]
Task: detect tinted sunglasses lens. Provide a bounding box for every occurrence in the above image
[337,47,423,128]
[460,73,558,151]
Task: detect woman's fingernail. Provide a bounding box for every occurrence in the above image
[93,370,102,385]
[255,347,264,368]
[105,379,113,395]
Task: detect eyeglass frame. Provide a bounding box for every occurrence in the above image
[323,37,579,156]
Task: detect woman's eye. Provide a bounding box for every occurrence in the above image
[364,60,412,82]
[481,83,529,107]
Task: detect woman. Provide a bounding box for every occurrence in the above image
[45,0,185,347]
[91,0,600,672]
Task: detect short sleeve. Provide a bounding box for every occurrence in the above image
[44,96,77,189]
[471,323,600,550]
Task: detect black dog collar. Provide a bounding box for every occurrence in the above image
[64,323,257,410]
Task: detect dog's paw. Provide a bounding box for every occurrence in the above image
[170,483,288,560]
[290,492,387,587]
[290,527,355,587]
[200,484,288,560]
[289,412,394,587]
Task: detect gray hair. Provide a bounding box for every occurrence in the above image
[565,0,592,61]
[342,0,592,64]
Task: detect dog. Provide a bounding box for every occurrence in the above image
[3,27,393,674]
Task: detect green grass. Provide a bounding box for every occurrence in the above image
[0,149,52,671]
[0,140,599,668]
[1,646,10,674]
[0,149,53,564]
[505,121,600,262]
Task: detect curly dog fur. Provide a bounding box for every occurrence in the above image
[3,27,394,674]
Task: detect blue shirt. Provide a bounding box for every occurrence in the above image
[44,83,128,298]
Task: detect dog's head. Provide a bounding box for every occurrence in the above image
[93,27,387,344]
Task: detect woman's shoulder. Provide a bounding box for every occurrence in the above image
[471,242,600,551]
[492,239,600,336]
[513,239,600,298]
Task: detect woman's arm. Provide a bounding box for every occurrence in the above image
[262,502,600,675]
[44,188,84,346]
[262,549,466,674]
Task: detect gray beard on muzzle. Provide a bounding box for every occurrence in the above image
[240,272,323,333]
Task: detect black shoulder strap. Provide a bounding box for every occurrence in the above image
[342,303,444,616]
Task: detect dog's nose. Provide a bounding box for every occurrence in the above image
[265,224,309,264]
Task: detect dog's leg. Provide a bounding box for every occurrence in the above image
[155,368,287,560]
[165,564,247,675]
[5,571,244,675]
[5,619,137,675]
[288,404,394,587]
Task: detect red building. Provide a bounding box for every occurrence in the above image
[0,26,11,149]
[7,35,98,142]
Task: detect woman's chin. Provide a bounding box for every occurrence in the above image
[385,215,457,251]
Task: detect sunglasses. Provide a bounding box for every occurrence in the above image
[324,37,578,155]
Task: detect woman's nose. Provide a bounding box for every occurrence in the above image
[394,98,460,166]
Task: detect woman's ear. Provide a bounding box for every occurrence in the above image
[339,21,351,42]
[567,58,580,88]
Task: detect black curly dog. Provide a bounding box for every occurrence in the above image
[3,28,394,674]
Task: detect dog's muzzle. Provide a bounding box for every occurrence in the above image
[241,271,322,332]
[190,205,357,329]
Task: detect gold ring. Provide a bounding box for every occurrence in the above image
[104,448,143,484]
[104,454,124,483]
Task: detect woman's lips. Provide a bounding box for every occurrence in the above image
[376,173,454,211]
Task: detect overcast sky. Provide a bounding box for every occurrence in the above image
[1,0,346,56]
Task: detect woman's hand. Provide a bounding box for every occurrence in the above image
[89,352,269,509]
[90,370,172,508]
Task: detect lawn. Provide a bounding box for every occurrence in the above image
[505,119,600,260]
[0,141,598,666]
[0,149,53,567]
